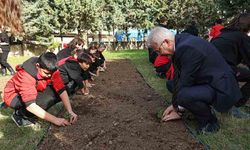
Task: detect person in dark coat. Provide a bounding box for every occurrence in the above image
[147,27,242,133]
[0,31,15,76]
[211,13,250,107]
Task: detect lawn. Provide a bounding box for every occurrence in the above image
[0,50,249,150]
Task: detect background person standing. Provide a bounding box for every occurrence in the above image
[0,30,15,76]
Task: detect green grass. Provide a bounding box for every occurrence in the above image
[0,108,47,150]
[104,50,250,150]
[0,51,249,150]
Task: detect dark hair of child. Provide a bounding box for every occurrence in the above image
[77,53,92,65]
[88,44,97,51]
[37,52,58,72]
[68,36,84,49]
[215,19,222,24]
[159,16,167,24]
[227,13,250,33]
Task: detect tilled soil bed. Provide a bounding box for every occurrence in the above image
[38,59,204,150]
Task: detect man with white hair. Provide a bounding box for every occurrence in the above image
[147,27,242,133]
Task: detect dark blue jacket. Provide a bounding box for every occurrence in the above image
[173,33,242,112]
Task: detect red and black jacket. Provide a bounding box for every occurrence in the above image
[58,56,85,89]
[154,55,174,80]
[3,57,65,107]
[57,47,75,61]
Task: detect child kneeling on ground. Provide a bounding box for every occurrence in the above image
[154,55,174,80]
[58,49,92,96]
[3,52,77,127]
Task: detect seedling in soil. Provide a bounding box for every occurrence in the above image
[156,108,165,121]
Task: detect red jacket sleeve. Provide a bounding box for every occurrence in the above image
[51,70,66,94]
[15,70,38,103]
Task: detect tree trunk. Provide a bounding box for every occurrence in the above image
[112,26,115,51]
[125,26,129,49]
[20,42,25,56]
[143,29,147,49]
[98,31,102,43]
[60,28,63,49]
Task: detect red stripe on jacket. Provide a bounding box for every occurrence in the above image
[166,65,174,80]
[209,24,224,38]
[57,56,77,66]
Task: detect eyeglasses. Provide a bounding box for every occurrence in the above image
[40,68,53,77]
[158,40,166,51]
[159,39,175,49]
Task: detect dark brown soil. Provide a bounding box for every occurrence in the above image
[38,59,204,150]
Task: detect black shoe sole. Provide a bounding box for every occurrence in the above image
[11,114,35,127]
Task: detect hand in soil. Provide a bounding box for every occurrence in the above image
[162,105,181,122]
[81,88,89,95]
[69,111,78,124]
[54,117,71,126]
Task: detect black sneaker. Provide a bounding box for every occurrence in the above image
[197,122,220,134]
[0,102,7,109]
[11,112,36,127]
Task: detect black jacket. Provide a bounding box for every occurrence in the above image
[211,28,250,72]
[58,57,85,89]
[57,48,75,61]
[0,32,10,52]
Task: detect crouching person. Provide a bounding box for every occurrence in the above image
[58,50,92,96]
[154,55,174,80]
[3,52,77,127]
[147,27,242,134]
